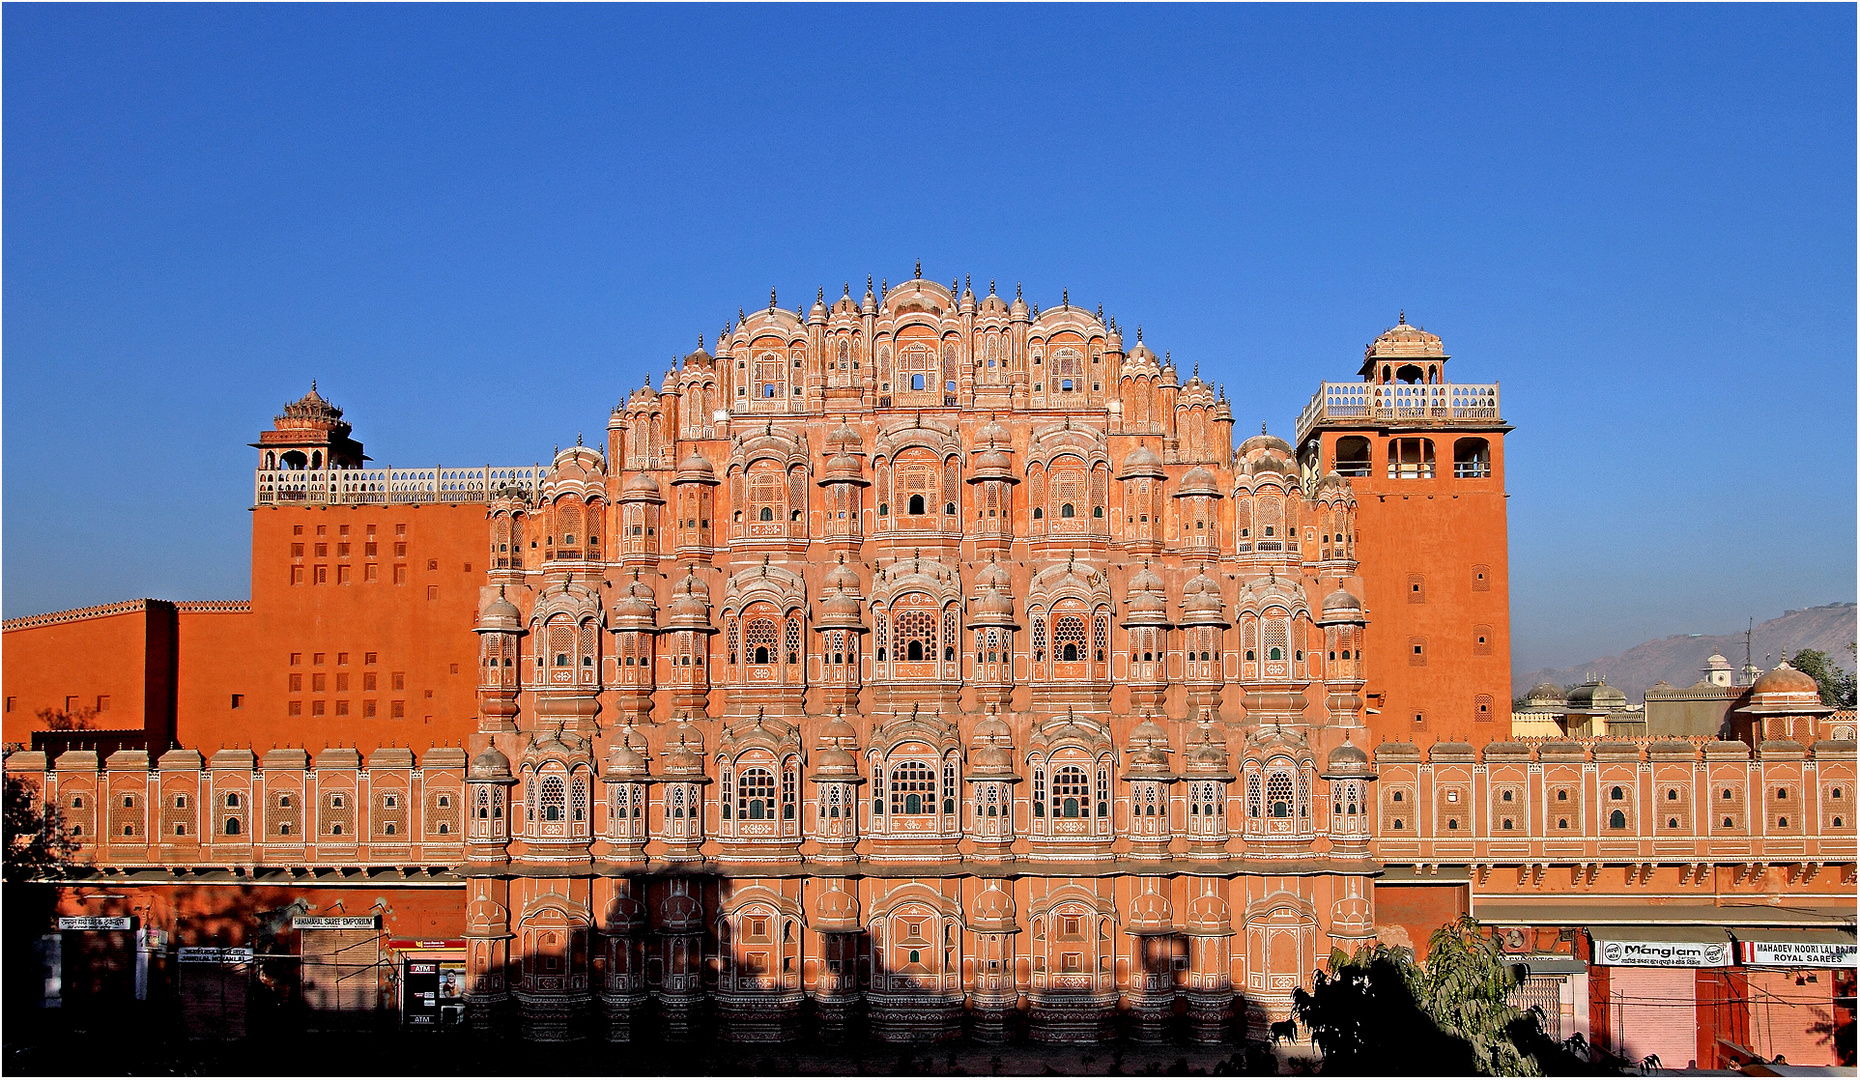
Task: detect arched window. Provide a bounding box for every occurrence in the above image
[908,494,926,515]
[1608,809,1627,830]
[540,775,566,823]
[890,761,935,815]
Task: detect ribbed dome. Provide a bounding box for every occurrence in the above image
[970,883,1017,931]
[1525,682,1565,705]
[1249,451,1294,476]
[1366,316,1445,360]
[476,590,522,633]
[1178,466,1221,495]
[1566,680,1628,711]
[468,746,512,780]
[823,450,865,482]
[974,585,1016,622]
[976,419,1012,447]
[674,451,716,482]
[971,448,1014,476]
[611,574,657,623]
[1123,444,1163,469]
[1127,891,1174,933]
[1239,432,1294,457]
[823,558,861,595]
[1753,661,1819,697]
[622,472,662,498]
[1326,735,1370,774]
[659,891,705,933]
[1185,894,1231,934]
[813,886,861,931]
[1745,660,1835,715]
[1321,588,1363,614]
[607,740,647,775]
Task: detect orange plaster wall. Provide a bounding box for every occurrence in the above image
[1372,881,1469,959]
[218,504,489,754]
[174,608,259,751]
[2,605,165,744]
[1324,429,1512,746]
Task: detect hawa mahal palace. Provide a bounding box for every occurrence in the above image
[5,272,1852,1063]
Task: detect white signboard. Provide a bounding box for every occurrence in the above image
[1596,938,1732,968]
[292,915,378,930]
[1741,941,1857,967]
[177,947,253,964]
[57,916,133,931]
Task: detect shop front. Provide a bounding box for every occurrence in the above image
[1729,928,1857,1067]
[392,938,467,1028]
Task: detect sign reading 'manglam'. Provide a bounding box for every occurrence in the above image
[1592,932,1733,968]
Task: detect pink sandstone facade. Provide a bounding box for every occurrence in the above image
[5,275,1852,1060]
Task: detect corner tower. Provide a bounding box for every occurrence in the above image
[1295,315,1511,744]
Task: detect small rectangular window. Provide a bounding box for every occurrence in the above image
[364,672,378,691]
[288,701,302,717]
[338,565,352,585]
[391,700,405,719]
[95,695,110,712]
[314,565,328,585]
[426,585,439,600]
[230,694,243,709]
[289,674,303,692]
[291,566,305,586]
[365,563,379,582]
[365,652,377,665]
[392,672,406,691]
[364,700,377,718]
[290,653,302,666]
[394,565,407,585]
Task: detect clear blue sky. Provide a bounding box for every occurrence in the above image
[5,5,1854,673]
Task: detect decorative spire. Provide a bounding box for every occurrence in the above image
[698,333,705,350]
[1398,309,1405,324]
[915,259,922,278]
[577,432,583,446]
[769,288,777,311]
[1062,288,1068,307]
[1015,281,1022,299]
[817,286,824,303]
[1136,324,1143,342]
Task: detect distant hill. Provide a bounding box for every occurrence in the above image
[1515,603,1857,702]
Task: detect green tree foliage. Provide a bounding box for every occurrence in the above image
[4,775,75,883]
[1293,942,1481,1074]
[1295,920,1611,1076]
[1789,647,1858,709]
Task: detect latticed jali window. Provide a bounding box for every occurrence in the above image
[1053,616,1087,662]
[745,619,778,665]
[942,609,959,661]
[784,618,801,665]
[1267,772,1294,819]
[890,761,936,815]
[896,609,936,662]
[739,768,776,819]
[1052,766,1091,818]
